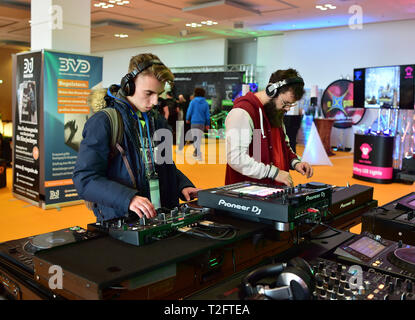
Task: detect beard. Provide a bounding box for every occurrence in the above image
[263,99,285,128]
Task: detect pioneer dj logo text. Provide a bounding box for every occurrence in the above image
[59,57,91,74]
[306,192,325,202]
[218,199,262,215]
[48,265,63,290]
[340,199,356,209]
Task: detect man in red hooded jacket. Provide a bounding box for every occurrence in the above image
[225,68,313,187]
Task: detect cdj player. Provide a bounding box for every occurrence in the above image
[198,181,332,231]
[0,227,100,275]
[334,231,415,281]
[361,192,415,245]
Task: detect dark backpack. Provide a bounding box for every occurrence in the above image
[84,90,136,211]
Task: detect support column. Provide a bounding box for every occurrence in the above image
[31,0,91,54]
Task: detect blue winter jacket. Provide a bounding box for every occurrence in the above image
[186,97,210,125]
[73,85,194,221]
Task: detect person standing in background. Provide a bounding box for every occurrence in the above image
[186,88,210,160]
[176,94,188,152]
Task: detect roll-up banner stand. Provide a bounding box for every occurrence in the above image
[12,50,103,209]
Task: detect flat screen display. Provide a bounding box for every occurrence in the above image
[365,66,400,109]
[354,64,414,109]
[348,236,386,259]
[231,185,283,197]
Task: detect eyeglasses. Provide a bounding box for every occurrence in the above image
[282,100,298,108]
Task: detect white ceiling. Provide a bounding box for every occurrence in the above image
[0,0,415,52]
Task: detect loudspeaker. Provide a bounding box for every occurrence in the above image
[120,59,164,96]
[265,77,304,98]
[240,257,315,300]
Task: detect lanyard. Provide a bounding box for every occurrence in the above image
[106,88,156,175]
[136,112,156,173]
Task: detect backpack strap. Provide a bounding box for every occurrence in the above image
[100,108,137,188]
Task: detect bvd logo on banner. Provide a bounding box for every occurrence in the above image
[59,57,91,74]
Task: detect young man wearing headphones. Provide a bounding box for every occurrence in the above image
[225,68,313,187]
[73,53,198,222]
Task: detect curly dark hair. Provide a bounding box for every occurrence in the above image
[268,68,305,100]
[193,87,206,97]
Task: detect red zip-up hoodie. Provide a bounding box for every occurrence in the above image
[225,92,299,186]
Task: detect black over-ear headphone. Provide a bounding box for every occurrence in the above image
[240,257,315,300]
[265,77,304,99]
[120,59,165,96]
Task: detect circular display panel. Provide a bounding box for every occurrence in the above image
[321,79,365,129]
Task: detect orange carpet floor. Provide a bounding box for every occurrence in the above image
[0,140,414,243]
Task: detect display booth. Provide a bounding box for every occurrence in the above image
[12,50,103,209]
[353,133,394,183]
[352,64,415,183]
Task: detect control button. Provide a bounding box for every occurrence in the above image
[358,286,365,295]
[388,282,395,293]
[378,284,385,290]
[401,293,407,300]
[383,294,390,300]
[367,294,374,300]
[330,292,337,300]
[340,273,347,282]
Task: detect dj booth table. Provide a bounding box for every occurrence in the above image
[0,183,379,300]
[31,214,293,300]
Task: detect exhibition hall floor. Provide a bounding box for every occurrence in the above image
[0,138,413,243]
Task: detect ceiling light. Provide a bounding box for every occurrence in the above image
[201,21,207,24]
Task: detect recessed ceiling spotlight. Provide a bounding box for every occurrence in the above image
[316,4,336,10]
[186,21,218,27]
